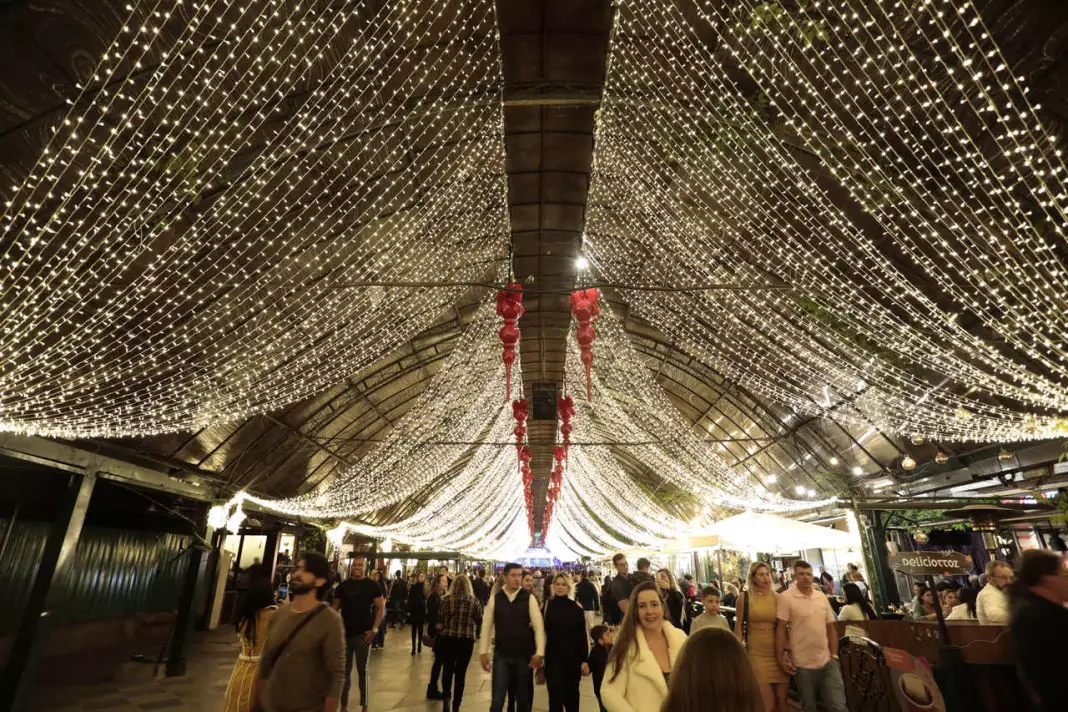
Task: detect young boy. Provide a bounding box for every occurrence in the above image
[588,625,612,712]
[690,586,731,634]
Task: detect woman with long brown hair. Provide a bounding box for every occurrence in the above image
[425,573,450,700]
[223,577,277,712]
[601,581,688,712]
[734,561,788,712]
[660,627,763,712]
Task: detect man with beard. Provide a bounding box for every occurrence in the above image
[253,552,346,712]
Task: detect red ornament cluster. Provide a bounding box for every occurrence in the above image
[541,396,574,541]
[558,395,574,453]
[541,444,566,539]
[512,398,528,460]
[570,288,600,400]
[496,284,524,402]
[513,399,535,540]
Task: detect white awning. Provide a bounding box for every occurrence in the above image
[697,511,854,555]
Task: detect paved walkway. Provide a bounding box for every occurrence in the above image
[33,622,604,711]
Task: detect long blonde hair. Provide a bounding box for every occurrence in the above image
[450,573,474,599]
[745,561,776,596]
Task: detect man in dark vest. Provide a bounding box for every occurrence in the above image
[479,562,546,712]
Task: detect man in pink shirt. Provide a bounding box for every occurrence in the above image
[776,561,848,712]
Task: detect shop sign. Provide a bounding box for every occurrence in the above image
[888,551,972,577]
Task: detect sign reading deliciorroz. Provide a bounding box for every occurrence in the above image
[888,551,973,577]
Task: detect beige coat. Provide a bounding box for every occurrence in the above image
[600,621,689,712]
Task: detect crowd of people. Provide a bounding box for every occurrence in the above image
[220,548,1068,712]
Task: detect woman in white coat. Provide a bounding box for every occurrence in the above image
[601,581,689,712]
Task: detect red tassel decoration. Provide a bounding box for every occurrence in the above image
[496,284,524,402]
[512,399,528,462]
[558,396,574,456]
[570,288,600,400]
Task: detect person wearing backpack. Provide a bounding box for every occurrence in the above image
[251,552,345,712]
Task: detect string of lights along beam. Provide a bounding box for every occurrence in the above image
[0,0,510,438]
[582,0,1068,445]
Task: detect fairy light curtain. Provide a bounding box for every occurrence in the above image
[0,0,509,438]
[545,299,841,553]
[584,0,1068,444]
[234,294,531,557]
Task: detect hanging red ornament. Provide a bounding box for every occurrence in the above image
[512,399,528,460]
[570,288,600,400]
[496,284,525,402]
[558,396,574,452]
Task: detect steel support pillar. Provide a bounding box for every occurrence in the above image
[166,508,210,677]
[0,472,96,711]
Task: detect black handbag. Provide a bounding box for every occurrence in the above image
[742,591,750,648]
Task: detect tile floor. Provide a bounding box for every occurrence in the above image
[32,623,604,711]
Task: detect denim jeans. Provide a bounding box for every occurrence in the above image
[491,654,532,712]
[795,659,848,712]
[342,636,371,707]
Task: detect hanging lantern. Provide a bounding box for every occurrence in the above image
[902,455,916,471]
[935,451,949,465]
[496,284,525,401]
[570,288,601,400]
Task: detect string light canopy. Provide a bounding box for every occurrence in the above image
[0,0,509,438]
[542,299,840,551]
[221,295,531,556]
[583,0,1068,445]
[5,0,1067,555]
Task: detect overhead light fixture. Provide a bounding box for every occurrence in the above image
[910,434,925,446]
[852,466,864,476]
[829,456,839,466]
[935,451,949,465]
[794,485,805,495]
[902,455,917,470]
[998,448,1014,462]
[766,474,778,484]
[575,256,589,270]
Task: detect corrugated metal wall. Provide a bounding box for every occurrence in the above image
[0,519,191,634]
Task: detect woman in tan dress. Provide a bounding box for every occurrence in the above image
[734,562,789,712]
[223,585,277,712]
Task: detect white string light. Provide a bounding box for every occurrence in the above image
[582,0,1068,446]
[0,0,510,438]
